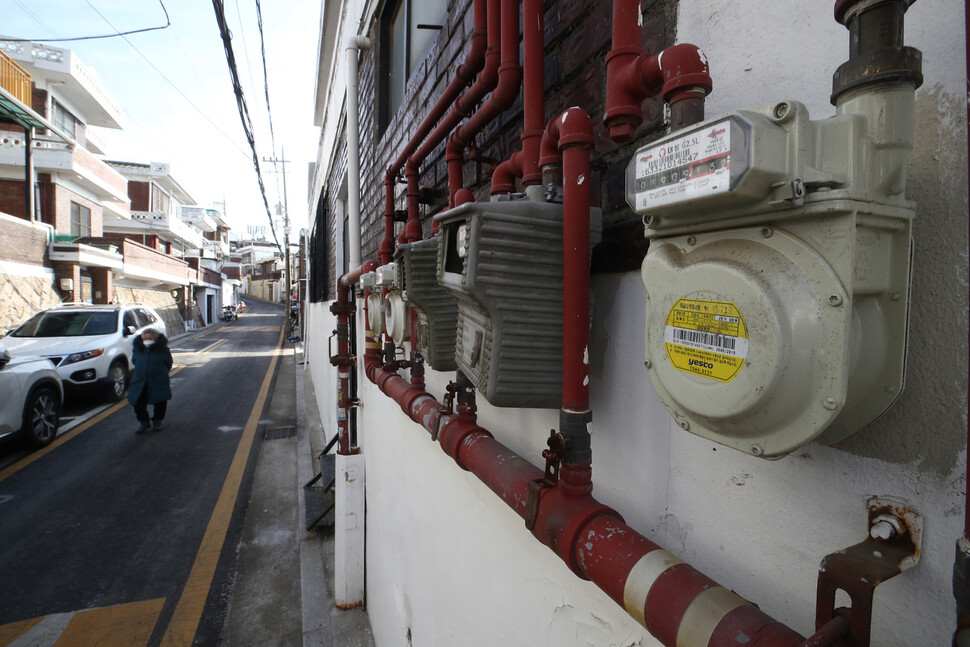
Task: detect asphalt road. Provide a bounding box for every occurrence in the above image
[0,300,287,646]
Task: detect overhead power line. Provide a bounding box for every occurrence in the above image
[6,0,171,42]
[254,0,283,204]
[211,0,282,256]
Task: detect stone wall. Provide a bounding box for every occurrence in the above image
[0,274,61,332]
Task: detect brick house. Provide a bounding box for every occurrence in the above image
[0,42,234,332]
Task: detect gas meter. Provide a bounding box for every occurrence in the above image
[361,272,384,337]
[435,186,601,408]
[375,262,409,346]
[628,95,915,458]
[394,238,459,371]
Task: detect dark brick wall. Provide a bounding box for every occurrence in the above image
[340,0,674,274]
[0,179,27,221]
[129,180,150,211]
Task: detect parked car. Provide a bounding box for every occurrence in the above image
[0,349,62,448]
[0,303,167,402]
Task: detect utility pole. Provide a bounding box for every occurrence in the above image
[262,150,291,308]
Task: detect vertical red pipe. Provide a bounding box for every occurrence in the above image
[381,0,489,263]
[408,0,502,215]
[331,284,354,454]
[333,261,378,453]
[520,0,545,185]
[488,0,545,195]
[445,0,522,204]
[540,108,594,412]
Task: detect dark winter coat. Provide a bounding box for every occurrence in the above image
[127,333,173,405]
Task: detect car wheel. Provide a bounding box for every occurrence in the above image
[105,360,128,402]
[21,386,60,449]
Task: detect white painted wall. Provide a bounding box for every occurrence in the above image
[305,1,968,645]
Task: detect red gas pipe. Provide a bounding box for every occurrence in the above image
[408,0,502,228]
[381,0,489,262]
[605,0,712,141]
[444,0,522,205]
[539,108,595,414]
[490,0,545,194]
[331,260,379,454]
[360,360,806,645]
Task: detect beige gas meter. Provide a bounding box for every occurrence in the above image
[628,91,916,457]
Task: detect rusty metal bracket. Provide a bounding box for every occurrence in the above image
[815,497,922,647]
[525,430,566,530]
[329,302,355,316]
[328,330,356,367]
[431,382,458,442]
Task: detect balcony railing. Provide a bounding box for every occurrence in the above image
[0,50,30,105]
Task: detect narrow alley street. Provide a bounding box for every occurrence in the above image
[0,300,303,646]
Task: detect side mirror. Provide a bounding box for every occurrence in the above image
[0,348,9,369]
[125,325,137,337]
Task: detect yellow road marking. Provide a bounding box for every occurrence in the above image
[0,366,187,484]
[159,326,286,646]
[0,617,42,645]
[53,598,165,647]
[0,599,165,647]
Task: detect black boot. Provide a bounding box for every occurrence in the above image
[152,420,162,432]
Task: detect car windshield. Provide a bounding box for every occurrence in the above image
[12,311,118,337]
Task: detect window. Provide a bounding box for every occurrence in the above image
[13,311,117,337]
[379,0,448,131]
[70,202,91,237]
[308,195,329,303]
[53,100,78,138]
[135,308,158,328]
[123,311,138,334]
[151,183,170,214]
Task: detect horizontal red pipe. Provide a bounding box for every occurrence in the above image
[339,259,379,289]
[366,363,805,645]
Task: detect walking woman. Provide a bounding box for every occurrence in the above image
[128,328,173,433]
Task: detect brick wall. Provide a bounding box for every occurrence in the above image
[0,214,49,265]
[0,179,27,221]
[120,239,194,281]
[129,180,149,211]
[337,0,672,275]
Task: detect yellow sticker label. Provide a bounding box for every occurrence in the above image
[664,298,748,383]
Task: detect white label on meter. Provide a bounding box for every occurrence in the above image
[633,120,733,210]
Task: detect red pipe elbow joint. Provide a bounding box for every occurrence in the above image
[605,0,712,143]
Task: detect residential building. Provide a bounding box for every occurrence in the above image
[0,41,234,334]
[303,1,967,645]
[0,39,129,232]
[247,257,283,302]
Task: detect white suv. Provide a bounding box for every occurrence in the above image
[0,303,167,401]
[0,349,62,448]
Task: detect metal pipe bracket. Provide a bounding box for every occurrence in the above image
[815,497,922,646]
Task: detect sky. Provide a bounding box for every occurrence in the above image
[2,0,321,241]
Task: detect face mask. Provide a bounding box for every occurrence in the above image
[143,340,155,347]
